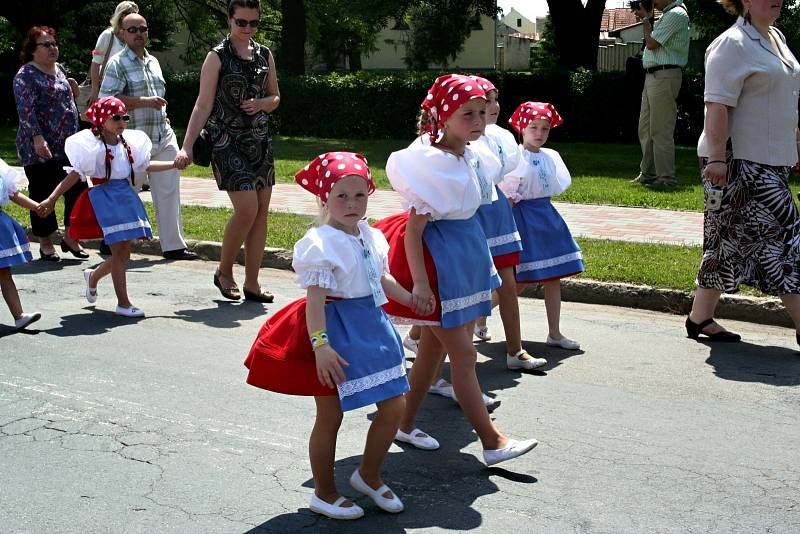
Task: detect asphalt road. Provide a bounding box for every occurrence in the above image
[1,251,799,533]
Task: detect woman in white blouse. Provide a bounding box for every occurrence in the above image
[88,2,139,105]
[689,0,800,344]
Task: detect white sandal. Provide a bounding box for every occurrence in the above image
[308,494,364,520]
[83,269,97,304]
[506,349,547,370]
[349,469,404,513]
[394,428,440,450]
[473,324,492,341]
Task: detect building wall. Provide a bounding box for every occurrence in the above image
[501,8,536,34]
[497,35,532,71]
[361,15,496,70]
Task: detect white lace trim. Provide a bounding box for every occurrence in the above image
[388,315,440,326]
[441,289,492,314]
[102,220,152,235]
[0,242,30,259]
[297,268,337,290]
[486,231,521,248]
[517,251,583,273]
[337,362,407,398]
[400,199,436,219]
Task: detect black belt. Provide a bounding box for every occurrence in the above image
[645,64,681,74]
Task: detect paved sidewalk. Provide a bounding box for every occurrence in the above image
[175,176,704,246]
[16,171,704,246]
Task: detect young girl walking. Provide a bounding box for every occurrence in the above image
[0,158,42,330]
[500,102,584,350]
[245,152,422,520]
[375,74,538,465]
[38,97,177,318]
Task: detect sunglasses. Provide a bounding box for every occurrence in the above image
[124,26,149,34]
[110,114,131,122]
[36,42,58,49]
[233,18,260,28]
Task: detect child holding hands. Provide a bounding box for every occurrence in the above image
[245,152,425,520]
[0,158,42,330]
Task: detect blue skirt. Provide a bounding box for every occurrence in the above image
[423,217,501,328]
[474,185,522,257]
[0,211,32,269]
[514,198,584,283]
[327,296,410,412]
[89,180,152,245]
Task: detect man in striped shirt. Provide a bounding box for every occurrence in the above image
[631,0,690,188]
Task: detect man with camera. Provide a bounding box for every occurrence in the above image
[630,0,690,189]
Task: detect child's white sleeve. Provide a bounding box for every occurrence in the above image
[292,230,337,290]
[63,130,103,181]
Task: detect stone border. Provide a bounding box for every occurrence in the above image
[115,238,791,329]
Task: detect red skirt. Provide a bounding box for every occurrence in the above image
[493,251,520,269]
[244,297,336,397]
[68,179,105,241]
[372,212,441,323]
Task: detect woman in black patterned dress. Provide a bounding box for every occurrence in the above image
[177,0,279,302]
[689,0,800,345]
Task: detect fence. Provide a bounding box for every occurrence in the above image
[597,42,642,72]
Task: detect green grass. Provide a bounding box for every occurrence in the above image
[6,195,762,295]
[6,125,797,214]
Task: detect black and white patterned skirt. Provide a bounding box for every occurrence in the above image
[697,157,800,295]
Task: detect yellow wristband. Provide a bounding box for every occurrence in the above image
[310,329,329,350]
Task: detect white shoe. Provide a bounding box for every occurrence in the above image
[428,378,454,398]
[14,312,41,330]
[394,428,440,450]
[483,438,539,467]
[115,305,144,318]
[402,334,419,354]
[473,324,492,341]
[349,469,404,513]
[83,269,97,303]
[506,350,547,370]
[451,388,497,407]
[308,494,364,520]
[545,335,580,350]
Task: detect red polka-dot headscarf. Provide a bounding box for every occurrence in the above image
[508,102,564,134]
[421,74,487,141]
[86,96,127,135]
[470,75,496,94]
[294,152,375,203]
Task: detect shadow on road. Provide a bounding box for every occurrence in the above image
[44,308,146,337]
[173,300,269,328]
[703,340,800,386]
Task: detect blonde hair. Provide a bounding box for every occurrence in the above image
[110,1,139,34]
[718,0,744,16]
[416,108,438,140]
[316,199,331,227]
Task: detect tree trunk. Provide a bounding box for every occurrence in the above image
[546,0,607,70]
[279,0,306,75]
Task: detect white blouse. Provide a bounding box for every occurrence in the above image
[386,141,484,220]
[292,220,390,299]
[484,124,521,178]
[499,147,572,201]
[64,129,152,182]
[0,158,22,207]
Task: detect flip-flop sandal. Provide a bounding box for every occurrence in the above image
[213,272,241,300]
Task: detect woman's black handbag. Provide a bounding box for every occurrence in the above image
[192,128,212,167]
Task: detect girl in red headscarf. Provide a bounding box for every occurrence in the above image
[500,101,584,350]
[37,97,178,318]
[245,152,420,520]
[373,74,539,467]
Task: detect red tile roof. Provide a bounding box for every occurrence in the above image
[600,8,639,32]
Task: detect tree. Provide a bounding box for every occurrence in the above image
[545,0,607,71]
[401,0,498,70]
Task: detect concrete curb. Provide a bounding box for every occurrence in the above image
[43,236,794,329]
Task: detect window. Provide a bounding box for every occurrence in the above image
[517,18,522,27]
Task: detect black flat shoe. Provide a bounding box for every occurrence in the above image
[243,287,275,303]
[98,242,112,255]
[60,241,89,259]
[39,249,60,262]
[685,316,741,342]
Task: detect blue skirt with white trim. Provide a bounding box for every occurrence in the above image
[423,217,501,328]
[514,197,584,283]
[0,211,32,268]
[89,179,153,245]
[327,295,410,412]
[474,185,522,257]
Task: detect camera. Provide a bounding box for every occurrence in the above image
[706,186,724,212]
[629,0,653,10]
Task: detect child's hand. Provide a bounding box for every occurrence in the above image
[314,345,349,388]
[411,284,434,316]
[37,198,54,217]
